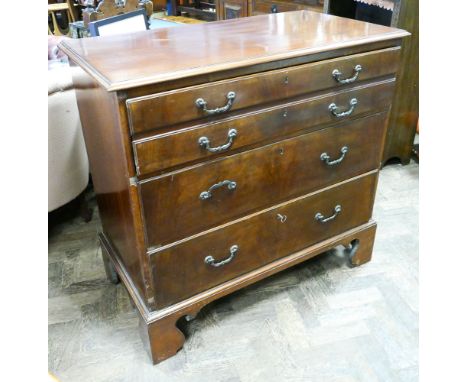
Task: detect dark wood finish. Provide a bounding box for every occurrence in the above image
[383,0,418,165]
[133,80,395,174]
[140,112,387,247]
[139,310,187,364]
[60,12,407,363]
[70,64,154,305]
[151,172,377,307]
[324,0,417,166]
[59,11,408,91]
[122,38,403,103]
[217,0,248,19]
[126,47,400,134]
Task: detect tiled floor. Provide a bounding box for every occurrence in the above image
[48,162,419,382]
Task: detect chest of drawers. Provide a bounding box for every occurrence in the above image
[60,11,408,364]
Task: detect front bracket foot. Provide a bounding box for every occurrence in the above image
[140,306,202,364]
[344,223,377,267]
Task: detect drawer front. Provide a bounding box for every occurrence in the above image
[133,79,394,175]
[126,47,400,134]
[140,112,387,248]
[151,172,378,308]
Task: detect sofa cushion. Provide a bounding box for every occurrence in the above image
[48,63,75,96]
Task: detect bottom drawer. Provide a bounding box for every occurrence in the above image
[151,172,378,308]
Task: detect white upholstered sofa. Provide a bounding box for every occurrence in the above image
[48,61,89,212]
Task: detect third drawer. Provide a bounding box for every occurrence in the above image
[139,112,387,248]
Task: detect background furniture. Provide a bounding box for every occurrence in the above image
[248,0,322,18]
[82,0,153,27]
[48,1,83,35]
[88,8,149,36]
[177,0,217,21]
[48,2,75,35]
[152,14,206,24]
[325,0,418,165]
[60,11,408,364]
[381,0,418,165]
[217,0,247,19]
[171,0,323,20]
[72,13,183,38]
[48,62,89,213]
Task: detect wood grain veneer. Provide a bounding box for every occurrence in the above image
[140,112,388,248]
[126,47,400,133]
[60,11,408,364]
[133,80,395,175]
[151,172,378,307]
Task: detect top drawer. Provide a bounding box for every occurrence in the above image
[126,47,400,134]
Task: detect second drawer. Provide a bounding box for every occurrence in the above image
[139,112,387,248]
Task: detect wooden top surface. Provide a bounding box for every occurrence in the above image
[59,11,409,91]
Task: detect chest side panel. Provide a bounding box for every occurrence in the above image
[70,64,154,305]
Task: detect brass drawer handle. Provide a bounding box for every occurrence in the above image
[200,179,237,200]
[205,245,239,267]
[329,98,358,118]
[315,205,342,223]
[195,91,236,115]
[199,129,238,153]
[332,64,362,84]
[320,146,349,166]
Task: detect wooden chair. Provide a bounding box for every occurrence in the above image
[82,0,153,28]
[48,1,80,36]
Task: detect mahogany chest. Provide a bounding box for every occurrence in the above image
[60,11,409,364]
